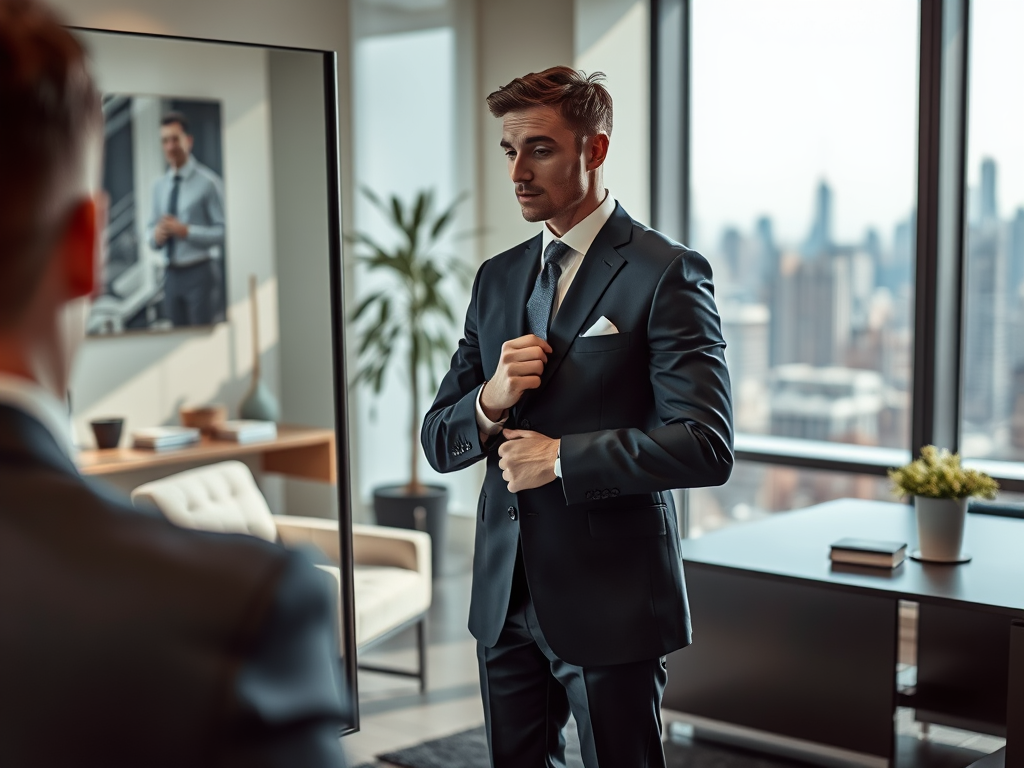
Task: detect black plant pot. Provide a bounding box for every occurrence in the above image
[373,484,448,579]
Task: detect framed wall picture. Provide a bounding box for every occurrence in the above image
[89,95,228,334]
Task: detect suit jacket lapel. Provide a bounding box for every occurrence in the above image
[521,205,633,409]
[505,234,542,342]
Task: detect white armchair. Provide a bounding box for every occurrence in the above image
[130,460,432,691]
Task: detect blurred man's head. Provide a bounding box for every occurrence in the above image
[160,112,192,170]
[0,0,104,396]
[487,66,612,228]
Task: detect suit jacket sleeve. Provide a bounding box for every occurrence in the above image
[421,262,493,473]
[559,249,734,503]
[147,179,163,252]
[185,176,227,247]
[218,549,348,768]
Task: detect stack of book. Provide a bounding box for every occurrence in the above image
[829,538,907,569]
[214,420,278,444]
[132,426,201,451]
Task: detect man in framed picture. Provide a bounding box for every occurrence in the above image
[148,110,226,327]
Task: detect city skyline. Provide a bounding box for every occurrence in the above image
[702,157,1023,463]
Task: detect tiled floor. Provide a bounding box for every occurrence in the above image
[341,516,1007,766]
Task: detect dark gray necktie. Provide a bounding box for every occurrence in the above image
[166,174,182,262]
[526,240,572,340]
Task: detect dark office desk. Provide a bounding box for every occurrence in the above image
[665,499,1024,768]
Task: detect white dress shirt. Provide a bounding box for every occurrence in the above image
[147,155,226,268]
[0,373,75,460]
[475,191,618,448]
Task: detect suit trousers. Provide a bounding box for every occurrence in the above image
[164,259,215,326]
[477,547,668,768]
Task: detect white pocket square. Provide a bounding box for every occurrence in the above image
[581,316,619,337]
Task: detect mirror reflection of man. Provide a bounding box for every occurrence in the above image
[147,111,225,327]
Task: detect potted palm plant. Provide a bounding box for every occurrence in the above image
[888,445,998,563]
[348,188,468,577]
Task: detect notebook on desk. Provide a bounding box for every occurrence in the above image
[829,538,907,569]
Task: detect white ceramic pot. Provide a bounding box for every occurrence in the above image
[914,496,968,562]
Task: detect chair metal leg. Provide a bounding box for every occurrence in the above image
[416,617,428,693]
[356,615,429,694]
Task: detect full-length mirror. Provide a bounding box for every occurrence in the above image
[69,28,358,732]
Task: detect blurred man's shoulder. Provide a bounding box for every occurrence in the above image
[3,460,294,599]
[192,159,224,190]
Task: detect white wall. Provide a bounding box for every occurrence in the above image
[476,0,576,261]
[575,0,651,223]
[268,49,340,520]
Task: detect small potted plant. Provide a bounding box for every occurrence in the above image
[888,445,998,562]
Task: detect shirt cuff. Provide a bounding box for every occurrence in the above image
[475,384,507,436]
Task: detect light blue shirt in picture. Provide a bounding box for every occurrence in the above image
[147,155,226,268]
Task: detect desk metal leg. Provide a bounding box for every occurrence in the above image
[1008,621,1024,768]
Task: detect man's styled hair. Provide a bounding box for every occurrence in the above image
[0,0,101,328]
[161,110,190,134]
[486,66,613,142]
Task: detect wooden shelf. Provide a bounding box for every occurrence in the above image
[76,424,336,483]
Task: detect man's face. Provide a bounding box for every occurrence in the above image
[500,106,588,223]
[160,122,192,169]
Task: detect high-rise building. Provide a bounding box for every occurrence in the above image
[721,302,770,433]
[963,160,1009,440]
[980,157,998,223]
[755,216,779,288]
[802,180,833,260]
[769,365,885,444]
[1010,207,1024,296]
[771,250,854,369]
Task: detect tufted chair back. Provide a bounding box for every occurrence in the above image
[131,461,278,542]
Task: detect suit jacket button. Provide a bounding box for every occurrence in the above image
[612,489,619,497]
[507,506,518,521]
[601,489,610,499]
[521,419,531,430]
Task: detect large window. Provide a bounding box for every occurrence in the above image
[961,0,1024,464]
[690,461,893,537]
[691,0,919,451]
[653,0,1024,535]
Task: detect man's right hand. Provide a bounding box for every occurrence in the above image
[480,334,552,421]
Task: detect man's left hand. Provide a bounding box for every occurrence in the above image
[498,429,559,494]
[161,215,188,239]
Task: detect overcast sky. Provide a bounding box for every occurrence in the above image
[690,0,1023,253]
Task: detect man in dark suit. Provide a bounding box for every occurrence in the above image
[0,2,347,765]
[422,67,734,767]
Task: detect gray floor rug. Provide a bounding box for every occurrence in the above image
[364,725,991,768]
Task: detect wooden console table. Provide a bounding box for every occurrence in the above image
[76,425,336,484]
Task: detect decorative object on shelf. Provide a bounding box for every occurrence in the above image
[89,417,124,450]
[239,274,280,423]
[888,445,999,563]
[348,188,470,577]
[179,404,227,436]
